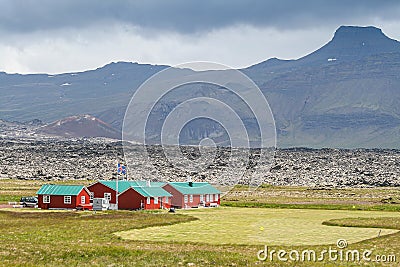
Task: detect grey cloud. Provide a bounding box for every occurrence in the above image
[1,0,400,34]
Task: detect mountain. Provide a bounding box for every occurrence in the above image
[36,114,121,139]
[0,62,168,123]
[244,26,400,148]
[1,26,400,148]
[300,26,400,64]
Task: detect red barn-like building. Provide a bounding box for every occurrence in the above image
[163,182,221,209]
[118,186,172,210]
[87,180,171,210]
[37,184,91,210]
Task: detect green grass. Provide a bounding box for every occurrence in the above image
[1,207,400,266]
[2,179,400,266]
[323,217,400,230]
[0,210,209,266]
[0,179,94,203]
[222,185,400,212]
[116,207,399,246]
[222,201,400,212]
[0,194,21,202]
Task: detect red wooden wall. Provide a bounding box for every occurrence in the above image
[38,189,90,209]
[87,183,117,204]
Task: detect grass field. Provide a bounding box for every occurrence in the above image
[116,207,399,245]
[2,179,400,266]
[223,185,400,212]
[0,178,94,202]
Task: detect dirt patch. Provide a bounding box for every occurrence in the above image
[0,204,14,209]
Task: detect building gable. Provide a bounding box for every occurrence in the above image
[96,180,167,193]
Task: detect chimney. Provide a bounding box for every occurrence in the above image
[146,180,151,187]
[187,176,193,187]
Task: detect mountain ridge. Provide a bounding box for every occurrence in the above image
[1,25,400,148]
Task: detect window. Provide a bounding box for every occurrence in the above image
[81,196,86,204]
[43,195,50,203]
[200,195,204,202]
[89,192,94,200]
[165,197,169,203]
[189,194,193,203]
[214,194,219,201]
[154,197,158,204]
[184,195,188,203]
[146,197,150,204]
[210,194,214,202]
[64,196,71,204]
[104,193,111,201]
[206,194,210,202]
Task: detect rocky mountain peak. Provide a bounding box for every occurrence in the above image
[298,25,400,64]
[330,25,399,50]
[333,26,385,41]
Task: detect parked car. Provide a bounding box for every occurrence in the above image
[20,196,38,208]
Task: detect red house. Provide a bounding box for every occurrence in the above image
[87,180,171,210]
[118,186,172,210]
[162,182,221,209]
[37,184,91,210]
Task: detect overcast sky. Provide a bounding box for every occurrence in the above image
[1,0,400,74]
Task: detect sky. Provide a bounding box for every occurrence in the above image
[1,0,400,74]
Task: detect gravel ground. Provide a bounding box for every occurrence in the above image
[1,138,399,188]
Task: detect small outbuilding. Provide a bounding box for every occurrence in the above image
[163,182,221,209]
[37,184,91,210]
[118,186,172,210]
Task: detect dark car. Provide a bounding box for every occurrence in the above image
[20,196,38,208]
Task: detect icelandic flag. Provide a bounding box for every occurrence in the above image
[117,163,126,175]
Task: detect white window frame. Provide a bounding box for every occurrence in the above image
[184,195,188,203]
[43,195,50,203]
[104,193,111,201]
[206,194,210,202]
[81,196,86,204]
[89,192,94,201]
[146,197,151,204]
[64,196,71,204]
[200,195,204,202]
[214,194,219,201]
[189,194,193,203]
[165,197,169,203]
[154,197,158,204]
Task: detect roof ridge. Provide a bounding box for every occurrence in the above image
[135,185,151,196]
[173,183,209,187]
[42,184,83,187]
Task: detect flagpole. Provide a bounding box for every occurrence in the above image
[116,161,119,210]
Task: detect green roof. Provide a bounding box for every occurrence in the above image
[37,184,85,196]
[130,186,172,197]
[167,182,221,195]
[98,180,166,193]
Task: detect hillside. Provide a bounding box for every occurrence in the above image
[36,114,121,139]
[245,26,400,148]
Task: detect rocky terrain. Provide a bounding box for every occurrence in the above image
[1,137,399,188]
